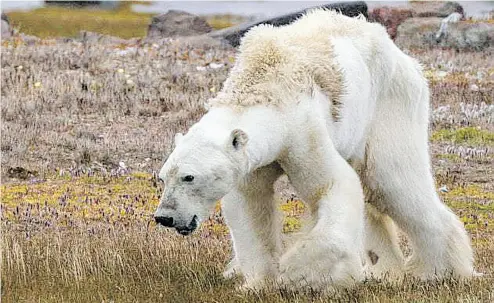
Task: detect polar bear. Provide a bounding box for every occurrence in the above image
[154,9,475,290]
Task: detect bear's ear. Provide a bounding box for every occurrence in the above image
[230,129,248,150]
[174,133,184,146]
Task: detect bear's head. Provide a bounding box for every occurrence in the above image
[154,128,248,235]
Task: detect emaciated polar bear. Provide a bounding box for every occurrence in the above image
[154,9,475,290]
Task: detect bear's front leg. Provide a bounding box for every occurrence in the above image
[222,163,283,290]
[277,185,365,290]
[277,133,365,290]
[222,255,239,279]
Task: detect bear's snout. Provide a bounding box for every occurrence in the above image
[174,215,198,236]
[155,216,174,227]
[155,215,198,236]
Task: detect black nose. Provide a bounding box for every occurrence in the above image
[174,215,198,236]
[155,216,174,227]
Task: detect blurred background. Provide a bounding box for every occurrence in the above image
[2,1,494,39]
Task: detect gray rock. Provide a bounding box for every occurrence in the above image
[396,17,494,51]
[435,12,462,41]
[1,12,9,23]
[1,19,11,39]
[45,1,119,9]
[1,12,11,39]
[443,23,494,51]
[147,10,212,39]
[411,1,464,18]
[169,35,231,50]
[209,1,368,47]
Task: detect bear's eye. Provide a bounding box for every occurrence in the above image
[182,175,194,182]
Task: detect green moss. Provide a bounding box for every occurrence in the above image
[7,3,154,39]
[447,185,494,200]
[431,127,494,146]
[1,173,310,235]
[0,174,160,225]
[444,184,494,234]
[130,172,152,180]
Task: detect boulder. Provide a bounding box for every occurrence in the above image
[209,1,368,47]
[410,1,464,18]
[369,7,413,40]
[435,12,462,41]
[6,166,38,180]
[147,10,212,39]
[396,17,494,51]
[396,17,446,49]
[168,35,231,50]
[1,12,11,39]
[438,22,494,51]
[44,1,119,9]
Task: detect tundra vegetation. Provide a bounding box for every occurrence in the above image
[1,8,494,303]
[6,2,240,39]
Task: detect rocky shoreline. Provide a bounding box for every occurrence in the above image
[2,1,494,51]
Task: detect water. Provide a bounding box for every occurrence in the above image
[1,0,44,12]
[2,1,494,19]
[133,1,494,19]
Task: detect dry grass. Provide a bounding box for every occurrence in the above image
[1,36,234,177]
[1,32,494,301]
[2,225,235,302]
[3,225,493,302]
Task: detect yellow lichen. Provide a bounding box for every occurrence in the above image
[431,127,494,146]
[447,185,494,200]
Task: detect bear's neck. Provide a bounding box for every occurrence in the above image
[204,106,287,172]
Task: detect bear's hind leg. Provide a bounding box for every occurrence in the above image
[365,141,475,279]
[364,69,475,279]
[363,203,405,280]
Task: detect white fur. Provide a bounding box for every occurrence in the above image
[154,9,475,290]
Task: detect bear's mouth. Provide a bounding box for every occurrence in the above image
[175,215,198,236]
